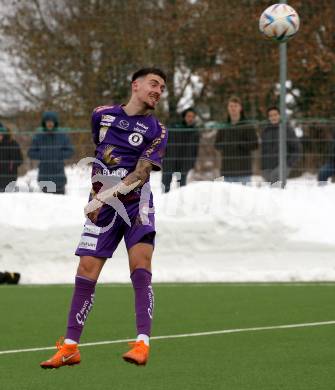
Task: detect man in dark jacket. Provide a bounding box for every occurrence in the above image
[28,112,74,194]
[215,96,258,183]
[162,107,199,192]
[317,128,335,183]
[261,106,302,183]
[0,123,23,192]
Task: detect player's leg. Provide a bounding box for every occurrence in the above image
[65,255,106,344]
[123,232,155,365]
[40,207,123,369]
[40,255,105,369]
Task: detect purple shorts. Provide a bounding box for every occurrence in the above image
[75,200,155,259]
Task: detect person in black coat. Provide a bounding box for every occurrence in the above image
[28,112,74,194]
[215,96,258,183]
[317,129,335,183]
[0,123,23,192]
[162,107,199,192]
[261,106,302,183]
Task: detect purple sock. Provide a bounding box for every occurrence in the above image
[65,276,96,343]
[131,268,154,337]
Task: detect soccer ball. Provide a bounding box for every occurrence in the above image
[259,3,300,42]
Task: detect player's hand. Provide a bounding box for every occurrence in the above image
[84,197,103,224]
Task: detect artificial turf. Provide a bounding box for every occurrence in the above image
[0,283,334,390]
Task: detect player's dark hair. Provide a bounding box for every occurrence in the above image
[267,106,280,115]
[131,67,167,83]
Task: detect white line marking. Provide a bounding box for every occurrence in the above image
[1,320,335,356]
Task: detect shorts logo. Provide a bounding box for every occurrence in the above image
[128,132,143,146]
[118,120,129,130]
[83,225,101,235]
[78,236,98,250]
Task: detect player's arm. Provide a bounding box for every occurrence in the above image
[85,160,153,223]
[121,159,153,189]
[98,159,152,202]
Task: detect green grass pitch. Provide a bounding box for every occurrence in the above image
[0,283,334,390]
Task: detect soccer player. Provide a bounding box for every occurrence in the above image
[40,67,168,368]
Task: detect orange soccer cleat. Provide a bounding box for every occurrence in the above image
[40,337,81,369]
[122,341,150,366]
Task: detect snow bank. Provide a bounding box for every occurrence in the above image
[1,168,335,283]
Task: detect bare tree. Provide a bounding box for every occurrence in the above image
[0,0,334,124]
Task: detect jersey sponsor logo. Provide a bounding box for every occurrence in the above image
[83,224,101,235]
[78,236,98,250]
[136,121,149,130]
[101,114,116,123]
[99,126,109,142]
[100,121,112,127]
[133,126,147,134]
[102,167,128,178]
[117,120,130,130]
[128,132,143,146]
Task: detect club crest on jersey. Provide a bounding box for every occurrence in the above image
[128,132,143,146]
[99,126,109,142]
[117,120,130,130]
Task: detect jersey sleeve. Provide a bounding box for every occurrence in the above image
[91,108,102,145]
[139,122,168,171]
[91,105,115,145]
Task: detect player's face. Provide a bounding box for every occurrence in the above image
[268,109,280,124]
[134,74,166,110]
[228,102,242,119]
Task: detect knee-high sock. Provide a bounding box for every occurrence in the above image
[131,268,154,337]
[65,276,96,343]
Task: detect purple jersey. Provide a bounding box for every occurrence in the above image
[90,104,168,198]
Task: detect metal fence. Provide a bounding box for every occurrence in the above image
[1,120,334,192]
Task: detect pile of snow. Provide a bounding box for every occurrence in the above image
[1,166,335,283]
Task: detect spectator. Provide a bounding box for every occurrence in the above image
[189,127,221,182]
[261,106,302,184]
[317,129,335,183]
[0,122,23,192]
[162,107,199,192]
[215,96,258,183]
[28,112,74,194]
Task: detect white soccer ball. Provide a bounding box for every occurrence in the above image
[259,3,300,42]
